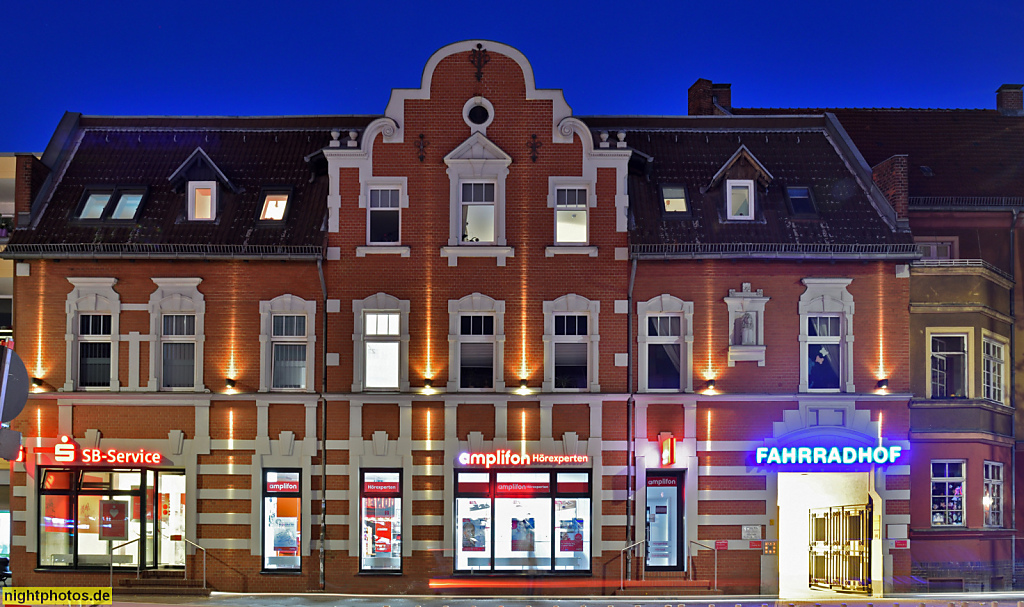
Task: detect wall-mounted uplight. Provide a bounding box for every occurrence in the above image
[225,378,236,389]
[705,379,716,392]
[516,379,531,396]
[422,378,437,396]
[876,379,889,390]
[31,377,43,388]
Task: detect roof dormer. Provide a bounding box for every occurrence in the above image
[704,145,773,221]
[167,147,241,222]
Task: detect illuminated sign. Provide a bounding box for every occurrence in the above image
[266,480,299,493]
[53,435,163,465]
[660,436,676,466]
[755,445,903,465]
[363,481,400,495]
[458,450,589,469]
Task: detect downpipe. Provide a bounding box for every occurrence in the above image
[317,257,328,591]
[625,257,637,581]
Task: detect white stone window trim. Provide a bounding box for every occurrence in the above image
[64,278,121,392]
[360,177,409,247]
[724,282,770,367]
[352,293,411,392]
[548,177,596,247]
[187,180,218,221]
[448,293,505,392]
[543,294,600,392]
[259,295,316,393]
[798,278,855,393]
[925,326,974,400]
[443,132,512,266]
[148,278,206,392]
[725,179,755,221]
[981,329,1008,406]
[462,96,495,135]
[637,294,694,393]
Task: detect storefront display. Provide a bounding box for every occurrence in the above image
[360,470,401,572]
[645,472,683,570]
[262,470,301,571]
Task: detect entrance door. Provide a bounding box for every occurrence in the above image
[155,472,187,567]
[808,502,871,593]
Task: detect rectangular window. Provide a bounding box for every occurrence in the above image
[188,181,217,221]
[555,187,587,244]
[661,185,687,214]
[263,470,301,571]
[365,312,400,389]
[807,315,840,391]
[260,192,289,221]
[461,182,495,244]
[931,335,967,398]
[916,239,956,260]
[931,461,964,526]
[984,462,1003,527]
[647,316,682,390]
[787,186,816,215]
[726,179,754,220]
[110,191,144,220]
[78,193,111,219]
[79,314,112,388]
[369,188,400,244]
[645,473,684,570]
[459,315,495,389]
[360,470,402,572]
[162,314,195,389]
[983,337,1004,403]
[272,315,306,390]
[554,314,588,390]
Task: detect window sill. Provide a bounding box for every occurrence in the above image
[440,246,514,266]
[357,246,410,257]
[728,345,766,367]
[545,246,597,257]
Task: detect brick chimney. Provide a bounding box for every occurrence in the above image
[996,84,1023,114]
[872,154,909,219]
[711,83,731,111]
[688,79,732,115]
[14,153,49,227]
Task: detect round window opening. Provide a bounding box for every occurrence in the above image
[468,105,490,125]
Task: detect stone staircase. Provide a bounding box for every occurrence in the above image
[614,578,724,596]
[116,569,211,597]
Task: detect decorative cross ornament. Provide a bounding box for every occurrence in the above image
[528,134,542,162]
[469,43,490,82]
[415,133,429,162]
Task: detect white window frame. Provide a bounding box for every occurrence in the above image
[448,293,505,392]
[925,327,974,400]
[442,131,512,266]
[148,278,205,392]
[982,331,1007,405]
[458,180,497,245]
[259,295,316,392]
[456,313,497,391]
[931,459,966,527]
[548,181,594,246]
[637,294,693,393]
[798,278,854,393]
[188,181,218,221]
[359,178,408,249]
[543,294,599,392]
[64,278,120,392]
[725,179,755,220]
[984,461,1003,527]
[259,190,290,221]
[914,236,959,260]
[352,293,410,392]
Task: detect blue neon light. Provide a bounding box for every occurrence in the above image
[755,445,902,465]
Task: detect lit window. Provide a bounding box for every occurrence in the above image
[931,335,967,398]
[807,315,841,391]
[369,188,401,244]
[646,316,682,390]
[365,312,400,389]
[263,470,301,571]
[78,193,111,219]
[984,462,1003,527]
[661,185,687,213]
[787,186,816,215]
[360,470,402,572]
[260,192,289,221]
[161,314,195,389]
[799,278,854,393]
[726,179,754,220]
[77,189,146,221]
[272,314,307,390]
[931,460,964,526]
[188,181,217,221]
[78,314,111,388]
[459,314,495,390]
[461,182,495,244]
[983,336,1005,403]
[555,188,587,244]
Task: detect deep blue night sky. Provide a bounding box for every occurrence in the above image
[3,0,1023,151]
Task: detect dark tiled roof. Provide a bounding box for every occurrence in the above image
[582,115,913,252]
[7,116,375,258]
[731,108,1024,200]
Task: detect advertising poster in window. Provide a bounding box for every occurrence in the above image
[100,500,128,541]
[79,495,100,534]
[272,516,298,553]
[374,521,392,554]
[510,517,535,551]
[462,517,487,551]
[558,517,584,552]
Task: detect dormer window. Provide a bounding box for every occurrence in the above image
[260,191,290,221]
[188,181,217,221]
[786,186,816,215]
[726,179,754,220]
[76,188,147,221]
[661,185,688,214]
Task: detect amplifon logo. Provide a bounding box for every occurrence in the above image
[53,435,163,465]
[458,449,589,469]
[755,445,903,465]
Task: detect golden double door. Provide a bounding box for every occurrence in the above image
[808,503,871,593]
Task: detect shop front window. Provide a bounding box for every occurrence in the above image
[645,472,684,570]
[360,470,402,572]
[262,470,301,571]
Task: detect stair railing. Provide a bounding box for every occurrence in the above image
[688,539,718,590]
[619,538,646,591]
[108,537,141,590]
[182,537,207,589]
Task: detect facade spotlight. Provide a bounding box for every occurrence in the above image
[225,378,236,389]
[31,377,43,387]
[876,379,889,389]
[705,379,716,391]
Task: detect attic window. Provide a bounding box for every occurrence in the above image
[111,191,144,220]
[76,189,146,221]
[188,181,218,221]
[260,191,290,221]
[920,166,934,177]
[726,179,754,220]
[786,187,816,215]
[78,192,111,219]
[661,185,688,214]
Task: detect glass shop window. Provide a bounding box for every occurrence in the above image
[360,470,402,572]
[645,472,684,570]
[263,470,301,571]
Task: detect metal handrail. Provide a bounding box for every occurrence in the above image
[108,537,141,590]
[619,538,646,591]
[689,540,718,590]
[181,537,207,589]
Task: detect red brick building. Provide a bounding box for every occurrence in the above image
[4,41,917,596]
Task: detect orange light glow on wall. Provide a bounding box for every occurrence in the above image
[227,263,239,380]
[706,410,712,442]
[34,261,46,378]
[876,262,887,381]
[229,408,235,447]
[424,260,433,380]
[520,409,527,455]
[520,268,528,380]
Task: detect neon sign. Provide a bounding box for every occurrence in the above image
[458,449,589,469]
[53,435,163,465]
[755,445,902,465]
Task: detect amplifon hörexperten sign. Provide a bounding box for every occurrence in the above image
[755,445,903,465]
[458,449,589,469]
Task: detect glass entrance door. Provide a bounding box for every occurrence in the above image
[156,472,187,567]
